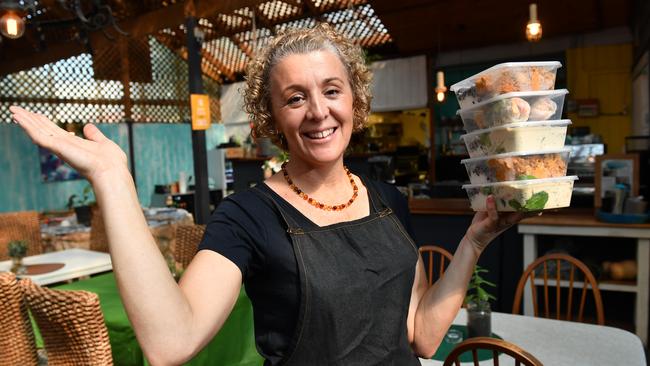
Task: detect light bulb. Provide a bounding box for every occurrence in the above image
[526,3,542,42]
[0,11,25,39]
[434,70,447,103]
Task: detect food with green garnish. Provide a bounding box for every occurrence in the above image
[461,120,570,158]
[462,176,577,212]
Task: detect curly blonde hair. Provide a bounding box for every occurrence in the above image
[243,23,372,149]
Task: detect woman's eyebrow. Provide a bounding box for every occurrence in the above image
[323,77,344,84]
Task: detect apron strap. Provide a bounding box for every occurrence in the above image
[359,176,393,216]
[251,185,304,234]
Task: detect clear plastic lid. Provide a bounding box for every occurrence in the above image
[462,175,578,189]
[455,89,569,115]
[450,61,562,93]
[460,147,572,164]
[460,119,572,140]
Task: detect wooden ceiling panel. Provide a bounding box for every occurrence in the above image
[371,0,632,54]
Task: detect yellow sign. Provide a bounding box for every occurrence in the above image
[190,94,211,130]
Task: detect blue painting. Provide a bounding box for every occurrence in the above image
[39,146,81,182]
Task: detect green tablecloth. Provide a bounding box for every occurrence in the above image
[49,273,263,366]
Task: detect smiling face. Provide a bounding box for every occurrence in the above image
[269,50,354,168]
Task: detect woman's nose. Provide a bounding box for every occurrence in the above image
[306,94,329,121]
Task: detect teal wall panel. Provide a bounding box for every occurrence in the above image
[0,123,128,212]
[1,122,225,212]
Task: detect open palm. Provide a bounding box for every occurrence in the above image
[9,106,128,184]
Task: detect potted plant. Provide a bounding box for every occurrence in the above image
[8,240,28,275]
[465,265,496,338]
[66,184,95,226]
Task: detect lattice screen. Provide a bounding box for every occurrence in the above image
[157,0,392,83]
[1,0,389,123]
[0,37,220,124]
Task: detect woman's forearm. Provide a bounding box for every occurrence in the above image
[92,169,197,363]
[412,236,481,357]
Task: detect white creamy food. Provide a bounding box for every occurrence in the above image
[461,120,571,158]
[463,176,577,212]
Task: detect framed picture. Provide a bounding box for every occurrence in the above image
[39,122,84,183]
[594,153,639,209]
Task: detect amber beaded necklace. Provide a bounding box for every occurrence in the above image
[281,162,359,211]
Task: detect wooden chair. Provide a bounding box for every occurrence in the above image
[0,211,43,261]
[90,205,109,253]
[19,278,113,365]
[443,337,543,366]
[512,253,605,325]
[419,245,453,287]
[0,272,39,366]
[174,224,206,269]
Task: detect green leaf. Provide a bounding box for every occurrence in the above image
[481,186,493,195]
[479,133,492,147]
[516,174,537,180]
[524,191,549,211]
[509,199,523,210]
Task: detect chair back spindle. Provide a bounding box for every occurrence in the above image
[513,253,604,325]
[418,245,453,287]
[443,337,543,366]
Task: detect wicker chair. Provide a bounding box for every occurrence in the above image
[418,245,453,287]
[20,278,113,365]
[443,337,543,366]
[0,272,38,366]
[89,205,109,253]
[0,211,43,261]
[174,224,206,269]
[512,253,605,325]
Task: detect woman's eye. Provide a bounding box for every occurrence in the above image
[287,96,304,105]
[325,89,340,96]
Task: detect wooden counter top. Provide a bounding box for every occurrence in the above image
[408,198,473,215]
[409,202,650,229]
[520,208,650,229]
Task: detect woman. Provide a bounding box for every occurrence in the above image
[10,24,527,365]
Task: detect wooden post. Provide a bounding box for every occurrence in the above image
[185,16,210,225]
[119,36,137,185]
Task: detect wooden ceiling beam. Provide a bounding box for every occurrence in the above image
[1,0,265,76]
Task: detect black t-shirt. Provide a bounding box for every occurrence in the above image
[198,178,415,365]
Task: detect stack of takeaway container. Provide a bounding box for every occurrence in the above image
[450,62,577,211]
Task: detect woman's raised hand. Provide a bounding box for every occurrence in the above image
[465,195,538,254]
[10,106,129,184]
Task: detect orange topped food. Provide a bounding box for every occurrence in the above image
[486,153,567,181]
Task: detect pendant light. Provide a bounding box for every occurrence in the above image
[526,3,542,42]
[0,10,25,39]
[434,25,446,103]
[0,0,34,40]
[435,71,447,103]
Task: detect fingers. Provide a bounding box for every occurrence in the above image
[485,195,499,223]
[10,106,59,145]
[83,124,108,143]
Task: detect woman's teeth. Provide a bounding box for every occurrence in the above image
[306,127,335,139]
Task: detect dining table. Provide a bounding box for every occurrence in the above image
[419,308,646,365]
[0,248,112,285]
[48,272,263,366]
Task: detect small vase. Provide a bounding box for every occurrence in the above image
[467,300,492,338]
[10,256,27,275]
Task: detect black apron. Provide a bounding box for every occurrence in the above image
[253,181,422,366]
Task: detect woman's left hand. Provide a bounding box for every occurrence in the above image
[465,195,539,254]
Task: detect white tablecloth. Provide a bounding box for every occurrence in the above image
[419,309,645,366]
